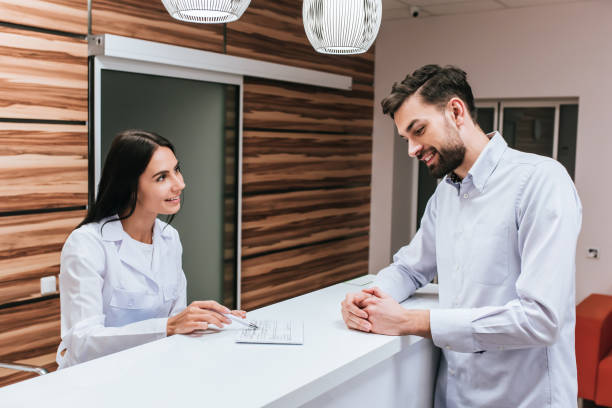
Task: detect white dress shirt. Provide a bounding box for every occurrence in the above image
[376,133,582,407]
[57,216,187,368]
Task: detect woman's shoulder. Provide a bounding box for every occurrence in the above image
[63,218,115,252]
[61,220,113,277]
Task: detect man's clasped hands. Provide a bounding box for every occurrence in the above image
[340,287,431,338]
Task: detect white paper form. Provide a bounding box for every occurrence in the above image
[236,320,304,345]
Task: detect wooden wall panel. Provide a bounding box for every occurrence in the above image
[226,0,374,84]
[0,0,87,34]
[242,131,371,194]
[0,123,88,212]
[241,234,369,310]
[0,26,87,121]
[237,0,375,309]
[91,0,224,53]
[0,210,85,305]
[0,297,60,386]
[242,187,370,257]
[243,77,373,134]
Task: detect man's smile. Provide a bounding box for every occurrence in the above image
[419,150,437,166]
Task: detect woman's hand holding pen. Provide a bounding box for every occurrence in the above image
[166,300,246,335]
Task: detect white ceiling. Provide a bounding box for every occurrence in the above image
[382,0,592,20]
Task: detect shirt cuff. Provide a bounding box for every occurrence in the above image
[430,308,479,353]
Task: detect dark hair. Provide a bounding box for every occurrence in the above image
[78,129,177,229]
[381,64,476,121]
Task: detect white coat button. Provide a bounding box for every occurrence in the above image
[463,193,469,199]
[445,345,451,350]
[449,368,455,376]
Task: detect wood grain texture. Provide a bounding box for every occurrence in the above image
[0,123,88,212]
[0,0,87,34]
[243,77,374,134]
[242,130,371,194]
[227,0,374,84]
[0,210,85,305]
[0,297,59,387]
[241,234,369,310]
[223,261,235,309]
[0,26,87,121]
[91,0,224,53]
[224,196,236,261]
[242,187,370,257]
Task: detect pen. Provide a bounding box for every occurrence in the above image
[225,313,258,329]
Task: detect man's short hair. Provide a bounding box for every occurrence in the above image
[381,64,477,121]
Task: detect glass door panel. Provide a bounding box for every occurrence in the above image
[100,69,239,307]
[502,107,555,156]
[558,104,578,180]
[476,107,496,133]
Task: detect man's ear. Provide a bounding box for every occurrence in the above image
[448,97,466,128]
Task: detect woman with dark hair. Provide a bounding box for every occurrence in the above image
[56,129,245,368]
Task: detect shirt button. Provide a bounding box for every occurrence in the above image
[445,345,451,350]
[463,193,469,199]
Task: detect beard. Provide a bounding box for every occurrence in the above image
[427,121,466,179]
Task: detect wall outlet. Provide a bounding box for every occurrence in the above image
[40,276,57,295]
[587,248,599,259]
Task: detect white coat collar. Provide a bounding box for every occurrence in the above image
[98,216,174,285]
[98,216,174,242]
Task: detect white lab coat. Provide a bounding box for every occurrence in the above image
[56,216,187,368]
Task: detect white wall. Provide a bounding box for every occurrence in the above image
[369,0,612,303]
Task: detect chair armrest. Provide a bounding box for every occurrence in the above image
[576,294,612,400]
[0,362,48,376]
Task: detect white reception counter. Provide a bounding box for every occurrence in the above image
[0,277,440,408]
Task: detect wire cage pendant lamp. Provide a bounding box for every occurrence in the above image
[161,0,251,24]
[303,0,382,55]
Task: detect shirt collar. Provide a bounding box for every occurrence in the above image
[444,131,507,192]
[468,131,507,192]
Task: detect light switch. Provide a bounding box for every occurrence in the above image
[40,276,57,295]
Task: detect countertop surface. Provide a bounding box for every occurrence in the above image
[0,277,439,408]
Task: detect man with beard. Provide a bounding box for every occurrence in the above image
[341,65,582,407]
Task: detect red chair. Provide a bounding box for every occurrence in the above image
[576,294,612,407]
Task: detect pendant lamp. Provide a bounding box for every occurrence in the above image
[161,0,251,24]
[303,0,382,55]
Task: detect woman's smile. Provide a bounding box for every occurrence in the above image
[165,195,181,205]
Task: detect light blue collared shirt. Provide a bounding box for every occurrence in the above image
[376,133,582,407]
